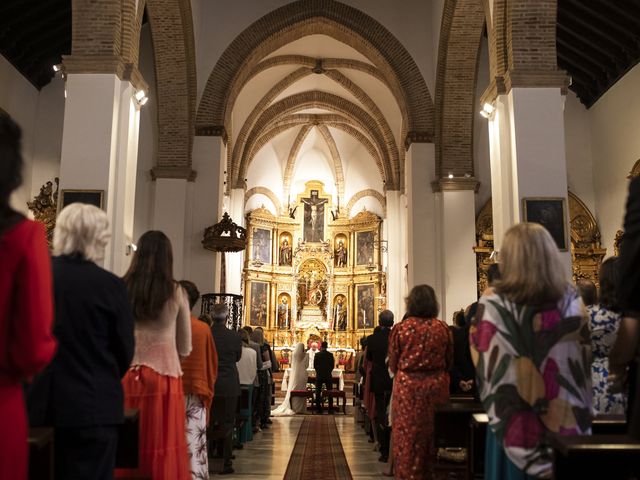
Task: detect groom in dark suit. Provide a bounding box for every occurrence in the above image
[313,341,335,413]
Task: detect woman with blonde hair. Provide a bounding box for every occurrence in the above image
[116,231,192,480]
[470,223,592,479]
[29,203,135,480]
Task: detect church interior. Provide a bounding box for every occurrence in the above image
[2,0,640,479]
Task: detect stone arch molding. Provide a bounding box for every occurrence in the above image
[345,190,387,217]
[244,187,283,215]
[195,0,434,145]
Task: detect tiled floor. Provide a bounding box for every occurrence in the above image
[209,414,389,479]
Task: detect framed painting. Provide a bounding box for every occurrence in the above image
[301,189,328,242]
[356,230,375,266]
[356,284,375,329]
[249,281,269,327]
[522,197,568,250]
[252,228,272,263]
[60,189,104,210]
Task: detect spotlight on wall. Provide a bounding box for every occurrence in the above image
[134,89,149,106]
[480,102,495,119]
[448,173,454,179]
[126,243,138,256]
[52,64,62,73]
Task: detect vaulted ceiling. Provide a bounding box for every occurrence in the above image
[557,0,640,107]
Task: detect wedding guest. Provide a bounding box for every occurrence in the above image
[610,176,640,439]
[471,223,592,479]
[117,231,192,480]
[251,328,272,428]
[450,304,476,396]
[367,310,394,462]
[209,304,242,475]
[236,330,257,444]
[179,281,218,479]
[0,113,56,480]
[577,279,598,308]
[242,326,263,431]
[27,204,134,480]
[389,285,452,479]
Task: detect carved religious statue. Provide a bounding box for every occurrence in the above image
[335,239,347,267]
[306,271,323,306]
[279,238,292,266]
[277,297,290,329]
[334,295,347,331]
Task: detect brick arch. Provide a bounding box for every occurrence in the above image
[231,68,399,191]
[236,91,395,190]
[435,0,487,178]
[145,0,197,177]
[244,187,282,215]
[226,55,408,143]
[345,189,386,217]
[196,0,434,144]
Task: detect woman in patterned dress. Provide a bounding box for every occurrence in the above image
[589,257,627,414]
[470,223,592,479]
[389,285,453,479]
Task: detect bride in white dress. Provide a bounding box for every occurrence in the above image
[272,343,309,416]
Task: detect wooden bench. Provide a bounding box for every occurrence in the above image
[322,390,347,414]
[434,400,485,480]
[290,389,314,411]
[592,414,627,435]
[28,427,54,480]
[551,434,640,478]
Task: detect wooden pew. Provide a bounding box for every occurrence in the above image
[551,434,640,479]
[434,399,484,480]
[592,414,627,435]
[28,427,54,480]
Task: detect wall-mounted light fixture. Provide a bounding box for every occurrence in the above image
[134,89,149,106]
[126,243,138,256]
[479,102,495,119]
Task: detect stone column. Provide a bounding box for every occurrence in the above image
[58,70,146,275]
[385,191,405,317]
[405,143,441,298]
[226,187,246,295]
[433,179,479,323]
[484,86,572,272]
[188,135,225,295]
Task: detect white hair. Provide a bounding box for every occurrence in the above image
[53,203,110,262]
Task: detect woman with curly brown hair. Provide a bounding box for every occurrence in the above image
[389,284,453,479]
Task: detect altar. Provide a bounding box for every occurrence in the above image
[281,368,345,391]
[242,180,386,356]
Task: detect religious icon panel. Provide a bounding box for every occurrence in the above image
[356,284,375,329]
[334,234,348,268]
[277,293,291,329]
[249,281,269,327]
[333,294,348,331]
[356,230,375,266]
[302,189,328,242]
[279,232,292,266]
[252,228,271,263]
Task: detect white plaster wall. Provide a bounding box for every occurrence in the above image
[134,24,158,241]
[564,91,596,215]
[590,63,640,253]
[30,78,65,203]
[0,55,38,212]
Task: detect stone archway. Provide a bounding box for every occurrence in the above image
[195,0,434,146]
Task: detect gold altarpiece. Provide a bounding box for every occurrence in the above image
[243,181,384,362]
[473,191,607,297]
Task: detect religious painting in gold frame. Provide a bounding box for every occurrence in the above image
[522,197,568,251]
[276,292,291,329]
[252,228,271,264]
[333,294,348,331]
[278,231,292,266]
[248,281,269,327]
[356,230,375,266]
[356,283,375,329]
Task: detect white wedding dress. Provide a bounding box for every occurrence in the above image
[272,343,309,416]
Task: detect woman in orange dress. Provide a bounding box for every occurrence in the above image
[116,231,192,479]
[0,113,57,480]
[389,285,453,480]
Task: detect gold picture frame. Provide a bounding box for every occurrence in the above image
[522,197,568,251]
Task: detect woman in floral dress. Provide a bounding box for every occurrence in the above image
[389,285,453,479]
[470,223,592,479]
[588,257,627,414]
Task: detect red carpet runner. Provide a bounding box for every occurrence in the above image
[283,416,353,480]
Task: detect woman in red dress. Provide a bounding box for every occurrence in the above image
[389,285,453,480]
[0,113,57,480]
